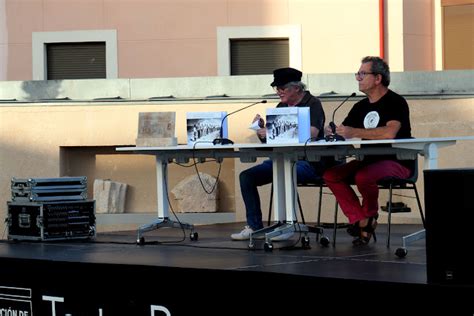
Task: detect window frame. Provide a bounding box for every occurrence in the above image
[217,25,302,76]
[32,30,118,80]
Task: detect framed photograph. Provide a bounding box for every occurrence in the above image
[265,107,309,144]
[186,111,227,145]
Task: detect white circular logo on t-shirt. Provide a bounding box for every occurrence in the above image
[364,111,379,129]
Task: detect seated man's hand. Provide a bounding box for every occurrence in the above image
[257,128,266,140]
[335,125,354,139]
[324,125,333,136]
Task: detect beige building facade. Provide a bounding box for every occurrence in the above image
[1,0,473,81]
[0,0,473,234]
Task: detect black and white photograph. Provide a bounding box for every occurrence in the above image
[265,107,299,144]
[186,112,226,145]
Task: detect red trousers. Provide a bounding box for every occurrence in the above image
[323,160,411,224]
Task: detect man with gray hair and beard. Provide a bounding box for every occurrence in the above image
[231,67,334,241]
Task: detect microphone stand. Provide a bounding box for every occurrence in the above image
[325,92,356,142]
[213,100,267,145]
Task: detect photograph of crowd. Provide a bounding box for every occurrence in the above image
[186,112,225,145]
[265,113,299,143]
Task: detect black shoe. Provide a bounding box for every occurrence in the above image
[352,216,378,246]
[347,222,360,237]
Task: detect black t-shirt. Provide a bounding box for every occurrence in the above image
[275,91,336,175]
[276,91,325,140]
[342,89,411,138]
[342,89,413,168]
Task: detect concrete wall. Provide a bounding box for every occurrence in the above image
[2,70,473,101]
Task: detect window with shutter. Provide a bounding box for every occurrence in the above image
[46,42,106,80]
[230,39,289,75]
[217,25,302,76]
[443,4,474,69]
[32,30,117,80]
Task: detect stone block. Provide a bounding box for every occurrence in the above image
[171,172,218,213]
[136,112,177,147]
[136,137,177,147]
[93,179,128,214]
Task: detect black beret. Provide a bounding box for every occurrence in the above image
[270,67,303,87]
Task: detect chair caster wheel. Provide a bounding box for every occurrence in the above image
[264,242,273,252]
[395,247,408,258]
[190,232,198,241]
[137,237,145,245]
[319,236,330,247]
[301,236,311,249]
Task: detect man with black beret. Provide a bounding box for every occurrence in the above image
[231,67,332,241]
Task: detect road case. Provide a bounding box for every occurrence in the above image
[6,200,96,241]
[11,177,87,202]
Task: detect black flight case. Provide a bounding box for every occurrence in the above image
[7,177,95,241]
[6,200,96,241]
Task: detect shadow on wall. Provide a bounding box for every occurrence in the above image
[0,142,59,239]
[21,80,63,101]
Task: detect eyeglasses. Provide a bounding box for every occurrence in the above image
[273,83,292,92]
[355,71,376,79]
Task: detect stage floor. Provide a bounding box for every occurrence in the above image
[1,222,427,284]
[0,222,472,314]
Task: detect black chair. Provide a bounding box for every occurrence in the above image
[376,157,425,249]
[266,157,425,250]
[267,180,342,247]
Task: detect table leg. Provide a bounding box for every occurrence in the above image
[136,157,196,244]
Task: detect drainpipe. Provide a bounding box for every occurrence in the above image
[379,0,385,59]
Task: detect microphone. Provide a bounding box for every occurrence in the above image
[325,92,356,142]
[213,100,267,145]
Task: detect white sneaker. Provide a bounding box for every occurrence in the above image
[270,231,294,242]
[231,226,254,240]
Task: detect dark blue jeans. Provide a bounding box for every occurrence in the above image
[239,159,322,230]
